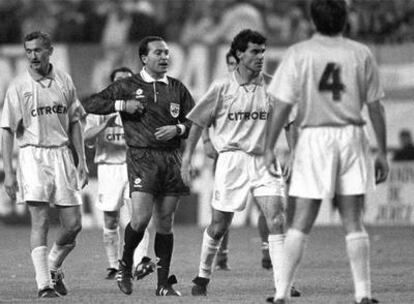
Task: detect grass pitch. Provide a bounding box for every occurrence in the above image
[0,224,412,304]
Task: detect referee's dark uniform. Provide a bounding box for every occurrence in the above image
[83,69,195,196]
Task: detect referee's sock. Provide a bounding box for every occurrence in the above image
[154,232,173,286]
[121,223,145,269]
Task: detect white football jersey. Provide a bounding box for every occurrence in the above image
[268,34,385,128]
[84,114,126,164]
[187,72,274,155]
[1,66,84,147]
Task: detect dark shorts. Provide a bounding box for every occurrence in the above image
[126,147,190,197]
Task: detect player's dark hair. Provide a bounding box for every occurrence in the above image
[138,36,164,64]
[110,67,133,82]
[24,31,52,49]
[310,0,348,36]
[400,129,412,138]
[230,29,266,63]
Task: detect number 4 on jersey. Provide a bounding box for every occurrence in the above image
[318,63,345,101]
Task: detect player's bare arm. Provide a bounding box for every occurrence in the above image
[84,114,118,144]
[282,121,298,180]
[181,123,203,186]
[201,129,218,159]
[70,121,89,188]
[367,100,389,184]
[265,99,292,176]
[1,128,18,200]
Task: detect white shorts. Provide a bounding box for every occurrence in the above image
[96,163,129,212]
[17,146,82,206]
[289,125,372,199]
[212,151,285,212]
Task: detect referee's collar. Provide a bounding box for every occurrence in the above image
[140,68,169,85]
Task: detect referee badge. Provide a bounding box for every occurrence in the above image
[170,102,180,118]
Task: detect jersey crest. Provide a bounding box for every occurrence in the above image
[170,102,180,118]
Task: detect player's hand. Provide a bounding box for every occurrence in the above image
[282,152,294,181]
[374,152,389,184]
[125,99,146,114]
[4,173,18,200]
[204,140,218,159]
[77,161,89,189]
[154,125,176,141]
[264,148,280,177]
[181,155,193,186]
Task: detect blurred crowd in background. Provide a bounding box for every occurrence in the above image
[1,0,414,46]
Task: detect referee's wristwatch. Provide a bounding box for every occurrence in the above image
[176,124,182,136]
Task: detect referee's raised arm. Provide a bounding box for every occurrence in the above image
[82,79,136,115]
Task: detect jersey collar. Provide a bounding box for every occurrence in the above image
[28,64,55,81]
[233,68,265,87]
[313,32,344,42]
[140,68,169,85]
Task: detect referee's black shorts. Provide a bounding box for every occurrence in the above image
[126,147,190,197]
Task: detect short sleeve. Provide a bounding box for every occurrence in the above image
[187,80,221,128]
[267,47,299,105]
[66,75,85,123]
[0,83,22,131]
[84,114,102,132]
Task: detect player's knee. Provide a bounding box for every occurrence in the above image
[267,213,285,232]
[31,216,49,232]
[104,218,119,230]
[69,219,82,236]
[155,210,174,226]
[207,224,227,240]
[129,219,149,232]
[62,215,82,236]
[154,215,174,234]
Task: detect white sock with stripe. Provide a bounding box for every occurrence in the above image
[346,231,371,302]
[275,229,308,300]
[103,227,120,269]
[31,246,51,290]
[198,229,220,279]
[268,233,285,290]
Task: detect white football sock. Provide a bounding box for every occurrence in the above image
[48,242,75,272]
[133,228,150,268]
[275,229,308,300]
[268,233,285,290]
[31,246,51,290]
[198,229,220,279]
[346,231,371,302]
[103,227,119,269]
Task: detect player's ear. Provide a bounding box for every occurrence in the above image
[141,55,148,65]
[236,50,243,62]
[48,46,54,56]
